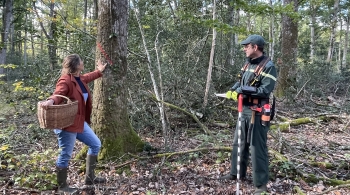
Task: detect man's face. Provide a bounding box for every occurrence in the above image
[243,44,258,58]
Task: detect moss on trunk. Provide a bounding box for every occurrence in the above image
[98,122,144,160]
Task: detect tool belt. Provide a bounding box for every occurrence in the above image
[243,96,271,126]
[243,96,269,109]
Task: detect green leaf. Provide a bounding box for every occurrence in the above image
[217,151,222,157]
[0,145,9,151]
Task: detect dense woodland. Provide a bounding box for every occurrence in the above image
[0,0,350,194]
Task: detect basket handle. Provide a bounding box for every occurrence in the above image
[52,94,72,104]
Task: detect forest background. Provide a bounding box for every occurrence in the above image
[0,0,350,194]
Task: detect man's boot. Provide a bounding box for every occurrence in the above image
[85,155,106,185]
[254,184,268,195]
[218,173,236,180]
[56,167,78,194]
[218,173,247,181]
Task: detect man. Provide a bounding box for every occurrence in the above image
[219,35,277,195]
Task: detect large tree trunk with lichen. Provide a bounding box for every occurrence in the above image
[276,0,298,97]
[91,0,144,160]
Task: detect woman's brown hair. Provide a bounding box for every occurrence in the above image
[61,54,81,75]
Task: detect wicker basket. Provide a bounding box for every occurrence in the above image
[37,95,78,129]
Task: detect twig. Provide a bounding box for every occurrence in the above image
[0,181,11,191]
[114,159,138,169]
[11,187,40,193]
[309,95,329,107]
[342,119,350,136]
[113,147,232,169]
[130,147,232,160]
[316,184,350,195]
[294,78,310,100]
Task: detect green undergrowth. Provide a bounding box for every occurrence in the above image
[0,78,58,190]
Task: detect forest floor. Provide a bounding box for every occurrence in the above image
[0,98,350,195]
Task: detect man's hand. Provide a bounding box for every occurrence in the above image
[226,91,238,101]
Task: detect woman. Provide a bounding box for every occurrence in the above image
[40,54,107,193]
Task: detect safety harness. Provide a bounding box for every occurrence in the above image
[239,56,270,87]
[238,56,274,143]
[238,56,271,106]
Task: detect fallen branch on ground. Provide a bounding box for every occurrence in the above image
[149,94,210,134]
[113,147,233,169]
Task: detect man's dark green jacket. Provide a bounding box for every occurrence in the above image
[234,55,277,99]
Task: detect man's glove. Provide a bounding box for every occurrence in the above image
[226,90,238,101]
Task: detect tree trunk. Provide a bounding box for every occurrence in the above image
[0,0,13,76]
[131,0,171,147]
[276,0,298,97]
[225,2,237,68]
[48,2,57,69]
[326,0,339,64]
[269,0,275,60]
[235,9,239,44]
[91,0,144,160]
[309,3,317,62]
[40,31,43,56]
[93,0,98,20]
[24,12,28,67]
[226,3,236,67]
[338,19,342,70]
[83,0,88,31]
[246,12,251,32]
[154,30,170,147]
[9,2,14,55]
[167,0,176,21]
[203,0,216,108]
[343,15,349,69]
[31,33,35,58]
[172,0,177,10]
[33,0,57,70]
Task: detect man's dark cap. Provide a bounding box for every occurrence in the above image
[240,35,265,47]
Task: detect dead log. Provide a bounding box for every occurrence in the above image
[270,114,350,132]
[270,117,315,132]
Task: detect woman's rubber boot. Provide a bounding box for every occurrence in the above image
[85,155,106,185]
[56,167,78,194]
